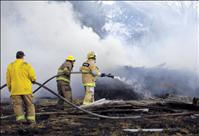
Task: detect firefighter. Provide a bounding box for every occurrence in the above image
[56,55,75,106]
[6,51,36,124]
[80,51,105,105]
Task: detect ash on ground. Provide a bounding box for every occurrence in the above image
[1,94,199,136]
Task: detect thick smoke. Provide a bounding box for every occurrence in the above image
[71,1,198,73]
[1,1,133,98]
[1,1,198,99]
[95,66,199,100]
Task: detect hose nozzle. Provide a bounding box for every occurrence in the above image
[101,73,114,78]
[106,73,114,78]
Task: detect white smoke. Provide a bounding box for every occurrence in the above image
[102,1,198,73]
[1,1,131,98]
[126,1,199,73]
[1,1,198,99]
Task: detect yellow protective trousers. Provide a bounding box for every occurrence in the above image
[83,86,95,105]
[11,94,35,122]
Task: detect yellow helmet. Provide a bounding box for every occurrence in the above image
[87,51,96,59]
[66,55,75,62]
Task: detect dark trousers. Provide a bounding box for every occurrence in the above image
[57,80,72,105]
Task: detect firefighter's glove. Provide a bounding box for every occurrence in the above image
[100,73,106,77]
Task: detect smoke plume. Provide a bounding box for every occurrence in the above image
[1,1,198,99]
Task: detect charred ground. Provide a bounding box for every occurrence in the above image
[1,95,199,136]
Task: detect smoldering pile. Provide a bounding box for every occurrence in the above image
[95,66,199,100]
[95,77,144,100]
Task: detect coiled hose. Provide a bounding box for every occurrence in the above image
[0,73,141,119]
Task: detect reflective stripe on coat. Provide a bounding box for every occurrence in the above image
[56,61,73,84]
[80,59,100,87]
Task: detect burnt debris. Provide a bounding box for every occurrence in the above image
[95,77,144,100]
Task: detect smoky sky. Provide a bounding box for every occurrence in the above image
[70,1,150,42]
[70,1,199,72]
[1,1,199,99]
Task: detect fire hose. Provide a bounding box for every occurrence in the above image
[0,72,141,120]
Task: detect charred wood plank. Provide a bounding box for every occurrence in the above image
[81,100,161,110]
[163,102,199,111]
[144,111,199,118]
[123,128,164,132]
[90,108,149,114]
